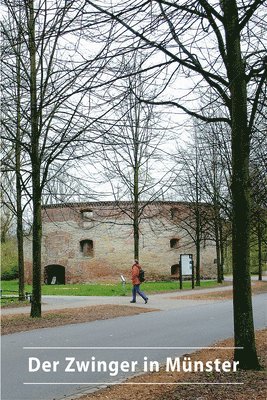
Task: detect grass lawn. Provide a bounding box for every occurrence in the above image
[0,279,225,300]
[1,280,229,307]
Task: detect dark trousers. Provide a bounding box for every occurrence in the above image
[132,284,147,301]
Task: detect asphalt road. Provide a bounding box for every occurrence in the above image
[1,293,266,400]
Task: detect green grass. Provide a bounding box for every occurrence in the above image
[1,279,224,299]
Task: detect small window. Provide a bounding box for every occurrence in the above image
[80,239,94,257]
[81,210,93,219]
[170,238,180,249]
[170,208,179,219]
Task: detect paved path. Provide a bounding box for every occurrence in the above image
[1,289,266,400]
[1,284,236,315]
[2,278,266,315]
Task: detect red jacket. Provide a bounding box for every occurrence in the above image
[131,263,141,285]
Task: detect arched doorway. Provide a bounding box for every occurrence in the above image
[171,264,179,276]
[44,265,65,285]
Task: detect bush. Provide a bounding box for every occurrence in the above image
[1,239,18,280]
[1,265,19,280]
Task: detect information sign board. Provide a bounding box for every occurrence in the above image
[180,254,193,275]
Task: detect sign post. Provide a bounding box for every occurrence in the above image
[179,254,194,289]
[120,275,126,295]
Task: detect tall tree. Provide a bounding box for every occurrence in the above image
[84,0,266,369]
[196,120,232,283]
[250,162,267,280]
[1,2,26,299]
[98,55,174,260]
[172,134,206,286]
[15,4,25,300]
[1,0,115,316]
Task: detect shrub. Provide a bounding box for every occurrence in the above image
[1,239,18,280]
[1,265,19,280]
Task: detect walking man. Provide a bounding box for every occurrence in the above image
[130,259,148,304]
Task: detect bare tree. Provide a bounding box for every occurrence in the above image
[1,0,117,316]
[83,0,266,369]
[1,3,27,299]
[250,161,267,281]
[169,113,232,285]
[250,111,267,280]
[196,120,232,283]
[97,55,174,260]
[173,138,203,286]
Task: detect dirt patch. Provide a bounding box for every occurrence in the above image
[171,281,267,301]
[1,305,157,335]
[77,329,267,400]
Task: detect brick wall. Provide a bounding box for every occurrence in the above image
[24,201,217,283]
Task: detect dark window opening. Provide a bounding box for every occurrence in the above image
[44,265,65,285]
[171,264,179,275]
[170,238,180,249]
[170,208,179,219]
[80,239,94,257]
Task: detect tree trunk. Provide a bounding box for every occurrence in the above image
[16,10,25,301]
[223,0,260,369]
[28,0,42,318]
[195,204,201,286]
[219,222,225,281]
[133,164,139,261]
[215,219,222,283]
[257,220,262,281]
[213,161,223,283]
[16,174,25,301]
[1,215,13,243]
[195,150,201,286]
[31,184,42,317]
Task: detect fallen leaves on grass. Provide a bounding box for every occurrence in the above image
[171,281,267,301]
[0,298,31,308]
[1,304,156,335]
